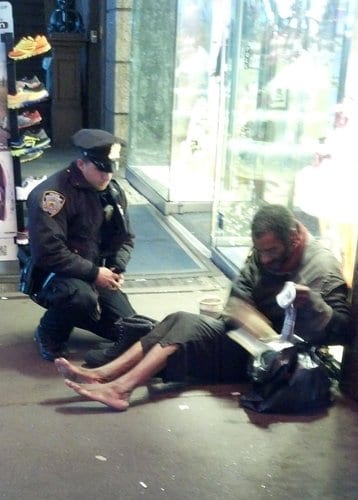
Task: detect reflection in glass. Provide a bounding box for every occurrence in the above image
[129,0,230,204]
[213,0,357,284]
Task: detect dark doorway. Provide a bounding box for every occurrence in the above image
[82,0,104,128]
[44,0,105,129]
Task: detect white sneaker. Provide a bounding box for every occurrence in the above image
[16,175,47,200]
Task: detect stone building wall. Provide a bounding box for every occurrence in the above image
[104,0,132,149]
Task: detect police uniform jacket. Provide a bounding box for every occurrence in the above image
[27,162,135,282]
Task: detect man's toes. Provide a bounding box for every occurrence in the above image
[64,378,81,391]
[55,357,70,372]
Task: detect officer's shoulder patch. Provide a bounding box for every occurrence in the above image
[41,190,66,217]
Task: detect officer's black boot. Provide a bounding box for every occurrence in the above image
[34,310,72,361]
[83,315,157,367]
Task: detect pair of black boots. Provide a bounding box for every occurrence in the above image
[84,314,158,367]
[34,314,157,366]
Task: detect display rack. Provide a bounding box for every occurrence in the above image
[2,31,22,232]
[2,31,51,237]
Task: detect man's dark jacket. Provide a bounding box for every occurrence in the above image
[27,162,135,282]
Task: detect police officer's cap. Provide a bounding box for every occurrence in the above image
[72,128,126,173]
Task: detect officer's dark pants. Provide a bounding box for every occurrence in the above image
[36,276,136,342]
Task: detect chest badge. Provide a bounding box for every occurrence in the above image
[41,190,66,217]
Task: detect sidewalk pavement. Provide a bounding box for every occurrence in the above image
[1,283,358,500]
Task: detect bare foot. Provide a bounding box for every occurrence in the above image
[55,357,105,384]
[64,379,130,411]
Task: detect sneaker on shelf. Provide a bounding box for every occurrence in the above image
[8,35,51,60]
[22,128,51,149]
[11,144,39,157]
[11,133,51,157]
[15,81,46,93]
[8,36,36,60]
[34,35,51,56]
[16,175,47,200]
[8,86,49,109]
[11,146,38,157]
[19,149,45,163]
[11,128,51,155]
[17,75,42,90]
[17,110,42,129]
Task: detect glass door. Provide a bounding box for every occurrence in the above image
[128,0,231,206]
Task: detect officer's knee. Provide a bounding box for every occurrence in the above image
[43,279,98,315]
[70,287,98,315]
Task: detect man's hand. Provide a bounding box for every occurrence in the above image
[95,267,124,290]
[294,284,311,307]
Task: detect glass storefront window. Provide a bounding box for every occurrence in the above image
[128,0,230,205]
[170,0,231,201]
[213,0,358,285]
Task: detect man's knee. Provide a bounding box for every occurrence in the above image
[164,311,194,323]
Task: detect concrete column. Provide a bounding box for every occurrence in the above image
[104,0,133,172]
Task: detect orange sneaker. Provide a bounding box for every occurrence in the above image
[8,35,51,60]
[34,35,51,56]
[8,36,36,60]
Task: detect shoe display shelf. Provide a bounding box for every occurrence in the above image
[3,32,52,242]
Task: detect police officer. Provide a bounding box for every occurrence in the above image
[27,128,136,361]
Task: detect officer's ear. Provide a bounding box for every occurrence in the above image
[76,158,86,173]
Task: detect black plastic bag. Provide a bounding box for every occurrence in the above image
[240,347,332,413]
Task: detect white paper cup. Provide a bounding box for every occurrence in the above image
[199,297,223,318]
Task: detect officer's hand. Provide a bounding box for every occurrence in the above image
[95,266,122,290]
[111,269,125,288]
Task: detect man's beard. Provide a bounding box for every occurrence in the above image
[263,249,291,272]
